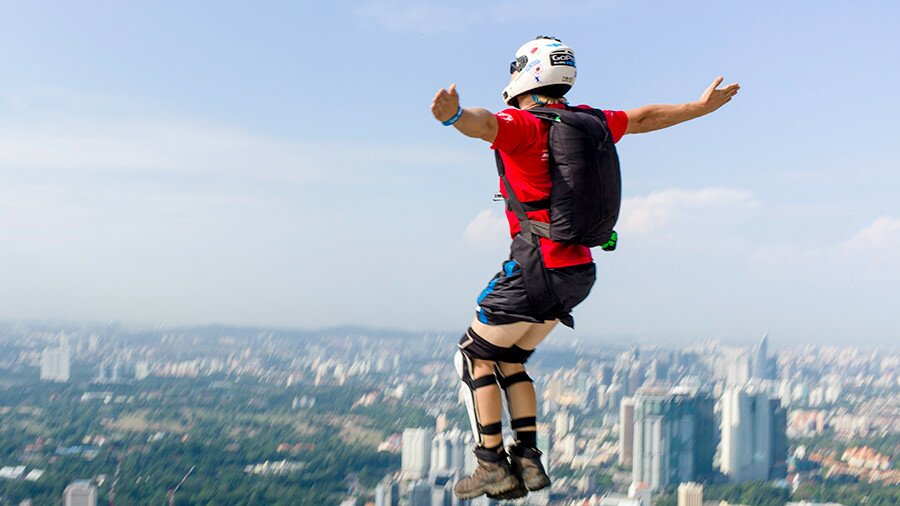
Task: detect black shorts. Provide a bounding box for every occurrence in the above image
[475,259,596,329]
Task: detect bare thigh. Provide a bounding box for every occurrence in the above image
[470,317,559,350]
[515,319,559,350]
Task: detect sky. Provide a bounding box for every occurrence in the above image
[1,1,898,346]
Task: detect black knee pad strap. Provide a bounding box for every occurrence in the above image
[497,371,532,389]
[471,375,498,389]
[510,416,537,430]
[479,421,502,435]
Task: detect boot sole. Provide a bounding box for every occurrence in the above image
[454,475,519,500]
[487,484,528,500]
[523,475,551,492]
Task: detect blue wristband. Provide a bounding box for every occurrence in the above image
[442,107,463,126]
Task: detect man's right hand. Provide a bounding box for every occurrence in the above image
[432,84,461,123]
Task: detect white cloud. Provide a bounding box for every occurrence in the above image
[752,215,900,278]
[463,209,509,250]
[839,216,900,255]
[619,187,759,235]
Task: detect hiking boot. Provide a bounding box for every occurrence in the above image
[509,444,551,491]
[453,446,519,500]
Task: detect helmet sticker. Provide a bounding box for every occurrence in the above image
[549,52,575,67]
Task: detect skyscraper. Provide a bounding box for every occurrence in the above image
[40,337,71,382]
[769,398,788,480]
[406,480,431,506]
[375,478,400,506]
[619,397,635,467]
[402,428,434,480]
[631,388,715,491]
[431,428,466,477]
[677,482,703,506]
[751,333,775,380]
[64,480,96,506]
[720,385,785,482]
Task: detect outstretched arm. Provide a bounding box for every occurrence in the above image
[624,77,740,135]
[432,83,499,143]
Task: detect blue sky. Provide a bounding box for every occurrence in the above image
[1,1,898,345]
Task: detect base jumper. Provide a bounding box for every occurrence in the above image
[431,36,739,500]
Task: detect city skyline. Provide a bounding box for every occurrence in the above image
[1,2,898,344]
[0,321,897,504]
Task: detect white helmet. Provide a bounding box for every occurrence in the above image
[502,36,576,107]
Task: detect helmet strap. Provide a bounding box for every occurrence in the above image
[531,93,547,106]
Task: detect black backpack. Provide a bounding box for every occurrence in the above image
[495,105,621,250]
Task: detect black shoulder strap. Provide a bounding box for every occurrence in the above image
[494,151,550,245]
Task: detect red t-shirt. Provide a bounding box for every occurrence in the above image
[491,104,628,268]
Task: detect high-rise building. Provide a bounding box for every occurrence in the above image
[431,473,454,506]
[537,426,551,475]
[40,338,71,382]
[135,361,150,380]
[751,333,775,380]
[770,398,788,480]
[375,478,400,506]
[677,482,703,506]
[431,428,466,476]
[402,428,434,480]
[406,480,432,506]
[64,480,96,506]
[724,351,751,386]
[554,410,573,438]
[619,397,635,467]
[631,388,716,491]
[721,385,786,482]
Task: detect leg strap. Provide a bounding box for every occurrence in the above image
[479,421,503,435]
[472,375,498,389]
[511,416,538,430]
[497,371,533,390]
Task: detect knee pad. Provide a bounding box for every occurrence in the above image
[459,327,532,363]
[454,349,501,445]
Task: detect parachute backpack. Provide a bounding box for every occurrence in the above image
[496,105,622,251]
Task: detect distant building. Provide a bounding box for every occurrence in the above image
[135,361,150,380]
[537,427,551,475]
[598,496,641,506]
[677,482,703,506]
[619,397,635,467]
[628,482,652,506]
[402,428,433,480]
[40,338,70,382]
[770,399,788,480]
[631,388,716,491]
[64,480,96,506]
[431,473,455,506]
[720,385,787,482]
[431,428,466,476]
[375,478,399,506]
[406,480,431,506]
[751,333,774,380]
